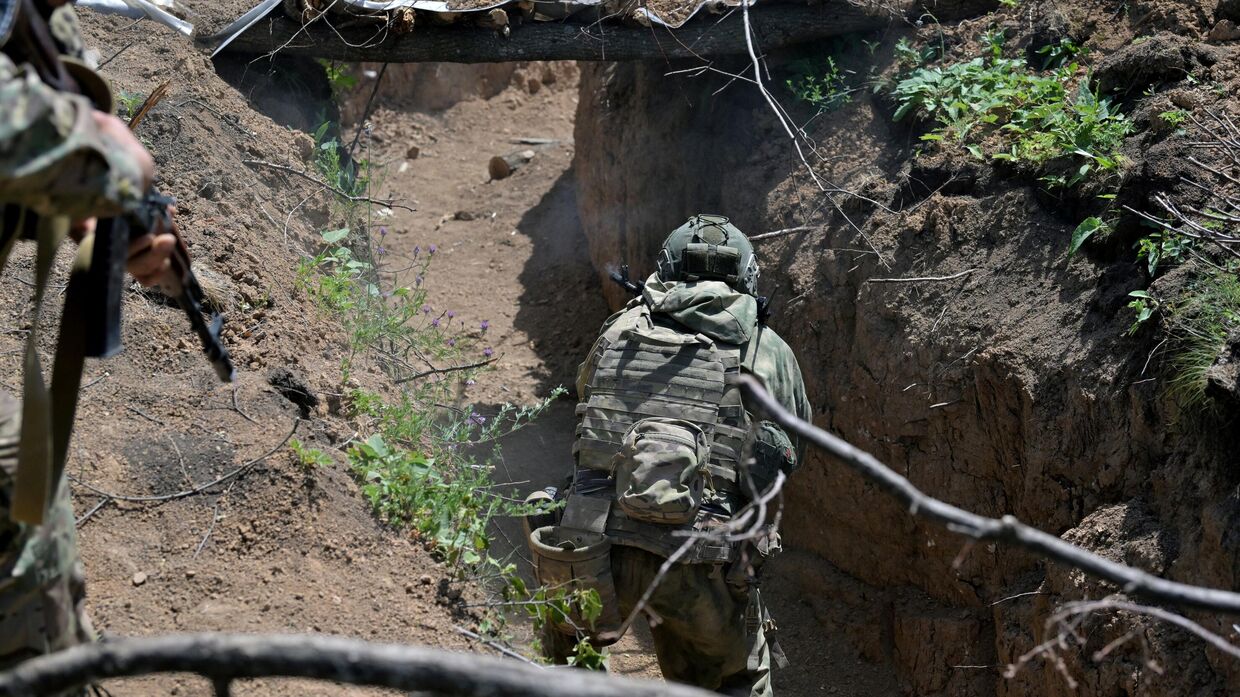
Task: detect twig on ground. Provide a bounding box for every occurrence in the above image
[451,626,537,665]
[126,405,165,426]
[242,159,415,212]
[868,269,976,284]
[231,386,258,424]
[74,498,112,528]
[70,420,299,504]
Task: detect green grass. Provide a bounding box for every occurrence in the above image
[891,42,1131,189]
[1165,271,1240,410]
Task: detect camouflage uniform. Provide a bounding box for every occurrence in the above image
[0,3,146,668]
[571,273,812,696]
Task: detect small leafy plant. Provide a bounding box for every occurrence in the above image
[891,38,1131,189]
[289,438,333,471]
[786,55,853,111]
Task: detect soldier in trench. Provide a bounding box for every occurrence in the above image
[526,214,811,696]
[0,0,180,671]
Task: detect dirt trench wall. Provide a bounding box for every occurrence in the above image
[572,51,1240,697]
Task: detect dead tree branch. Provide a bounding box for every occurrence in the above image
[0,633,715,697]
[241,160,415,212]
[738,376,1240,615]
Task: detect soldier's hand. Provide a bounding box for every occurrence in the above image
[92,111,154,191]
[127,206,181,294]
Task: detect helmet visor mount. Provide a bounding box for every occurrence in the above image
[657,214,760,296]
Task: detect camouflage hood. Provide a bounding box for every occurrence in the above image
[641,273,757,345]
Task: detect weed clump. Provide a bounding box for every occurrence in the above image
[890,33,1131,189]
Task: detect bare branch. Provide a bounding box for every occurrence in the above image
[0,633,715,697]
[242,160,415,212]
[739,376,1240,615]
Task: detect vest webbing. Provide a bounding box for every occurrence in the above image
[571,307,753,563]
[574,309,750,485]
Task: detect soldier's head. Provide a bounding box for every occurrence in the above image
[656,214,759,296]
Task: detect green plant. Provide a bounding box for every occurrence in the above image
[1036,37,1084,69]
[289,439,333,470]
[998,0,1021,7]
[1069,216,1109,256]
[892,49,1131,188]
[1159,109,1189,129]
[318,59,358,98]
[1136,229,1193,276]
[298,131,584,665]
[116,90,145,118]
[893,36,940,70]
[1127,290,1160,335]
[786,56,853,111]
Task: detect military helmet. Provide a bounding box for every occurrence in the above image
[656,214,760,296]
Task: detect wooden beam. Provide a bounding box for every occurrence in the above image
[217,2,894,63]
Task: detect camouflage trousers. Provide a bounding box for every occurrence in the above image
[546,545,776,696]
[0,391,93,671]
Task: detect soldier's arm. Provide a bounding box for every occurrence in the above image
[0,54,148,220]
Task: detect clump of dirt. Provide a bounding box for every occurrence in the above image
[571,2,1240,695]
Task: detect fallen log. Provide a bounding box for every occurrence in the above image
[0,633,716,697]
[216,2,894,63]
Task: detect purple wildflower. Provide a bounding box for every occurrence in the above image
[377,246,386,255]
[415,275,424,287]
[479,320,489,332]
[428,244,438,255]
[469,412,487,426]
[413,245,421,258]
[483,347,494,358]
[421,304,431,314]
[379,226,388,237]
[432,317,441,328]
[447,310,456,320]
[447,338,456,347]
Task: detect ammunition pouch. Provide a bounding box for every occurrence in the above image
[528,522,624,645]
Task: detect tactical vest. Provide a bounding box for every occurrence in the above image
[570,305,752,563]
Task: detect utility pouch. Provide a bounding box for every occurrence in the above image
[527,522,625,645]
[746,420,798,498]
[683,242,741,284]
[612,417,711,525]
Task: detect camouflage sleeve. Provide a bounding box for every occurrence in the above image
[0,53,144,219]
[747,326,813,463]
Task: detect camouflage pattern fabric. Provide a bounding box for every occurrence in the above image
[0,392,92,669]
[0,3,145,672]
[0,7,144,222]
